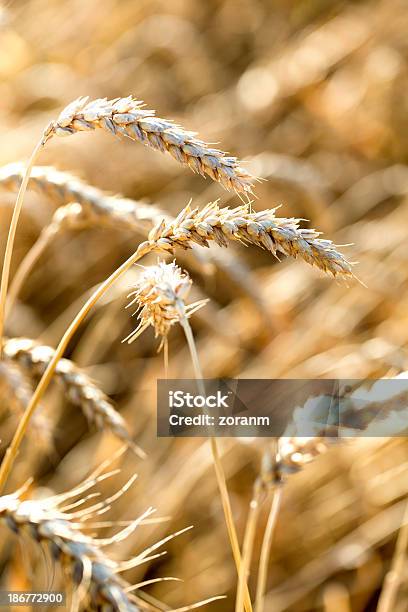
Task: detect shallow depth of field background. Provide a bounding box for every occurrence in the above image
[0,0,407,610]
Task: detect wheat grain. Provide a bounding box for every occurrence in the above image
[3,338,144,458]
[42,97,254,195]
[147,201,354,278]
[124,260,207,349]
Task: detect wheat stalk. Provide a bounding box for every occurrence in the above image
[252,434,333,612]
[5,201,140,315]
[178,321,254,612]
[148,201,354,278]
[235,433,338,612]
[0,241,155,493]
[236,449,279,612]
[3,338,145,458]
[377,498,408,612]
[43,96,254,195]
[254,486,283,612]
[0,140,44,353]
[5,208,83,317]
[235,478,263,612]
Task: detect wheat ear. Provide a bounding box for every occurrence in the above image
[123,260,207,350]
[0,161,163,313]
[125,261,253,612]
[3,337,144,458]
[0,162,166,231]
[0,473,152,611]
[148,201,353,278]
[43,96,254,195]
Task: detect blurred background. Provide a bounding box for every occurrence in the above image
[0,0,407,610]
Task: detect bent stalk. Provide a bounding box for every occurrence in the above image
[0,137,45,354]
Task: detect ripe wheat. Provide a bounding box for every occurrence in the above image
[124,260,207,349]
[0,475,149,612]
[42,96,254,195]
[0,163,164,233]
[147,201,353,278]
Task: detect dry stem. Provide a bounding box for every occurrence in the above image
[6,227,54,316]
[0,138,45,354]
[235,479,263,612]
[179,312,253,612]
[255,486,283,612]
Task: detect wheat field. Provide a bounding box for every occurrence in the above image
[0,0,407,611]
